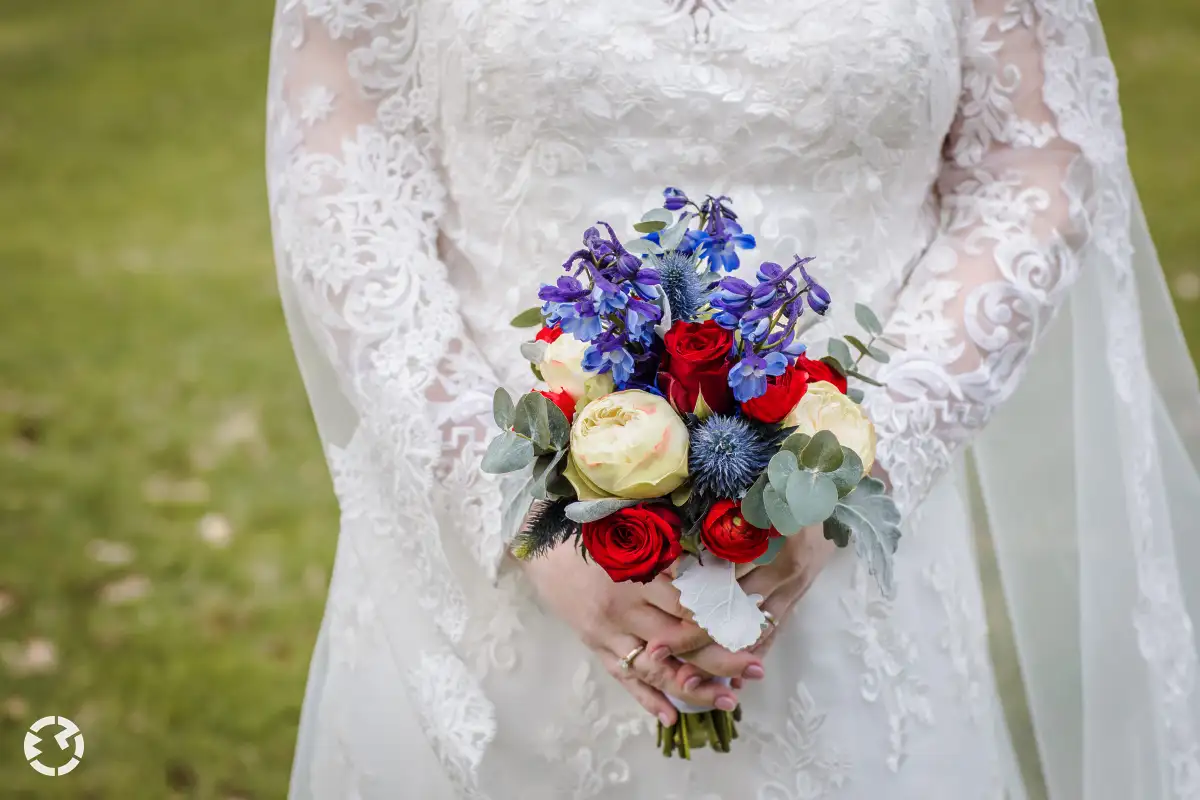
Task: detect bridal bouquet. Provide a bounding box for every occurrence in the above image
[483,188,902,757]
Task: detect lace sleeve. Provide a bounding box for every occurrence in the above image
[862,0,1097,515]
[266,2,515,582]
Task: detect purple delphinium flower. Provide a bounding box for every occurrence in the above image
[710,276,754,328]
[799,262,831,315]
[582,331,637,385]
[662,187,689,212]
[728,351,789,402]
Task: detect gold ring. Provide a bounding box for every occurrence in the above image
[619,643,646,672]
[762,610,778,628]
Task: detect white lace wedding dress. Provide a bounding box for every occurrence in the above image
[266,0,1200,797]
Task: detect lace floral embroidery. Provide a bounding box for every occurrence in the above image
[842,564,934,772]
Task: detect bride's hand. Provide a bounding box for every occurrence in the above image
[668,524,836,687]
[520,541,762,726]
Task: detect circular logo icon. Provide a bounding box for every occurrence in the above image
[24,716,85,776]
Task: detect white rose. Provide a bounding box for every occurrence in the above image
[540,335,614,400]
[564,390,690,500]
[783,381,877,474]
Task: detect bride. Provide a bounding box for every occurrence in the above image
[266,0,1200,797]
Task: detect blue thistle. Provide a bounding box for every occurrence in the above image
[688,415,777,499]
[650,251,705,322]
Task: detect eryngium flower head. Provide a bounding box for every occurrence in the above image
[688,414,776,499]
[649,250,705,322]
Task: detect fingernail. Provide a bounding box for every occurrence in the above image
[658,712,674,727]
[743,664,765,680]
[716,696,737,712]
[683,676,701,692]
[651,647,670,663]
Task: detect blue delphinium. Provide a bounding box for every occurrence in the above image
[648,250,705,322]
[540,222,664,388]
[689,414,777,498]
[728,351,789,403]
[709,254,829,401]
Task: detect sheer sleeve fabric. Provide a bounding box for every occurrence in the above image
[266,1,516,605]
[863,0,1088,516]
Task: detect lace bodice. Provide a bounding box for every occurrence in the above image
[268,0,1101,554]
[268,2,1200,798]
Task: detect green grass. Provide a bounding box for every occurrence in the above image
[0,1,1196,797]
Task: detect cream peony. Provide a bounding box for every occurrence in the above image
[783,381,877,474]
[565,390,690,500]
[540,335,614,400]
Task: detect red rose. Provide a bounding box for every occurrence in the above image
[535,325,563,344]
[796,355,848,394]
[740,364,809,424]
[537,389,575,424]
[659,320,735,415]
[700,499,774,563]
[582,505,683,583]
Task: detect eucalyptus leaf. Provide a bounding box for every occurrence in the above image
[512,392,552,447]
[855,302,883,336]
[877,335,904,350]
[510,307,544,328]
[753,536,788,566]
[625,238,664,256]
[847,387,865,404]
[633,220,668,234]
[784,469,839,526]
[519,340,548,364]
[763,485,803,535]
[867,346,890,363]
[493,387,515,430]
[529,449,568,499]
[827,446,864,498]
[481,431,535,474]
[845,369,885,387]
[827,339,854,372]
[799,430,843,472]
[740,475,771,529]
[767,450,798,492]
[565,497,643,523]
[780,433,811,457]
[844,334,872,356]
[545,400,571,450]
[825,477,902,598]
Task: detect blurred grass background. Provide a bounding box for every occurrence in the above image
[0,0,1196,797]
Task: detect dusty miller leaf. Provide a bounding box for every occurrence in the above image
[519,340,548,364]
[673,556,767,652]
[565,497,642,523]
[825,477,902,598]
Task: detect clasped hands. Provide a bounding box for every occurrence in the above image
[522,523,835,727]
